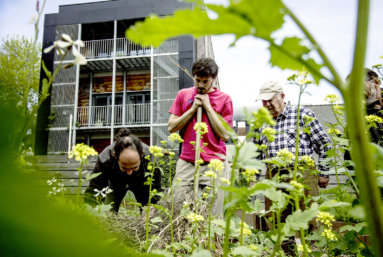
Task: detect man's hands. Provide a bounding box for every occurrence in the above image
[194,94,212,111]
[318,176,330,188]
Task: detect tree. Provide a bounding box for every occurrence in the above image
[0,35,41,153]
[0,35,41,107]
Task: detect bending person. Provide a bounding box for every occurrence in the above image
[84,128,161,213]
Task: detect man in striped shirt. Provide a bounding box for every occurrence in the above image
[253,81,332,228]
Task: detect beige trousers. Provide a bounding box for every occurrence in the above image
[173,159,227,216]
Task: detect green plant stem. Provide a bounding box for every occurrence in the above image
[292,84,309,257]
[208,179,215,249]
[75,160,84,208]
[265,142,276,234]
[270,211,282,257]
[344,2,383,256]
[169,155,175,255]
[331,104,346,131]
[240,206,246,245]
[333,141,340,187]
[145,163,156,251]
[223,144,241,257]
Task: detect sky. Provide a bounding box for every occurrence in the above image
[0,0,382,107]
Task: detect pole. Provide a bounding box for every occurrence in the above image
[68,114,73,155]
[194,106,203,200]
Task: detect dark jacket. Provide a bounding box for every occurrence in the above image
[84,143,161,212]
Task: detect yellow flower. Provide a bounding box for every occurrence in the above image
[169,151,175,157]
[260,144,267,151]
[193,122,209,135]
[168,133,184,143]
[208,159,224,172]
[68,143,98,162]
[297,244,312,253]
[300,155,315,166]
[276,148,295,164]
[366,115,383,124]
[262,127,276,142]
[249,244,258,251]
[219,177,230,185]
[324,94,341,104]
[244,168,259,182]
[196,159,204,165]
[202,193,209,198]
[149,145,164,157]
[327,128,342,136]
[299,79,313,85]
[317,211,335,227]
[160,140,167,146]
[239,221,252,237]
[252,107,276,128]
[303,115,315,124]
[290,180,305,193]
[186,213,204,222]
[204,170,217,178]
[322,228,337,241]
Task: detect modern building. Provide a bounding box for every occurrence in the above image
[35,0,217,154]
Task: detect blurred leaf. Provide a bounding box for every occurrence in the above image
[232,246,256,256]
[151,250,172,257]
[350,205,366,220]
[319,200,351,210]
[190,250,212,257]
[127,7,251,47]
[151,217,163,223]
[339,222,368,233]
[42,61,51,78]
[85,172,101,181]
[284,203,319,235]
[269,37,324,84]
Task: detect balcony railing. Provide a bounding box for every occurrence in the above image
[80,38,151,59]
[77,104,151,127]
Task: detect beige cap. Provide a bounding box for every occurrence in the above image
[256,81,284,101]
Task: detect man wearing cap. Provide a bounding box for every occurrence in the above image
[253,81,332,228]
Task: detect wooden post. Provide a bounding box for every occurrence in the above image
[194,106,203,200]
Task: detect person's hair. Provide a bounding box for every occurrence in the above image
[346,68,379,82]
[192,57,219,78]
[114,128,143,160]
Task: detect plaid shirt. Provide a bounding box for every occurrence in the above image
[253,103,332,177]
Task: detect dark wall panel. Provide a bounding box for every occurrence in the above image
[178,36,195,90]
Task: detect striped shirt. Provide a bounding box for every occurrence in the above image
[253,103,332,177]
[367,107,383,146]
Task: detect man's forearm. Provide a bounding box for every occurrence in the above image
[168,108,197,133]
[205,107,229,142]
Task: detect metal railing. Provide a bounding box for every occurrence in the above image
[80,38,151,59]
[77,104,151,126]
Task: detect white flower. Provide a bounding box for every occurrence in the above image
[47,180,52,185]
[105,186,113,194]
[94,188,106,198]
[44,33,87,66]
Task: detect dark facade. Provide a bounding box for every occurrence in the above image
[35,0,216,154]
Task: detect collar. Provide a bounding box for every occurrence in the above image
[277,102,289,119]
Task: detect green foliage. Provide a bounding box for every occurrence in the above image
[231,245,257,256]
[0,35,41,106]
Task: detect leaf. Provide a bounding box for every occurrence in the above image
[151,250,173,257]
[190,250,212,257]
[211,0,285,40]
[319,200,351,210]
[236,143,264,170]
[100,238,117,246]
[284,203,319,235]
[85,172,101,181]
[127,7,252,47]
[151,217,163,223]
[252,199,262,213]
[42,61,51,78]
[269,37,324,84]
[350,205,366,220]
[211,219,226,228]
[339,222,367,233]
[231,246,257,256]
